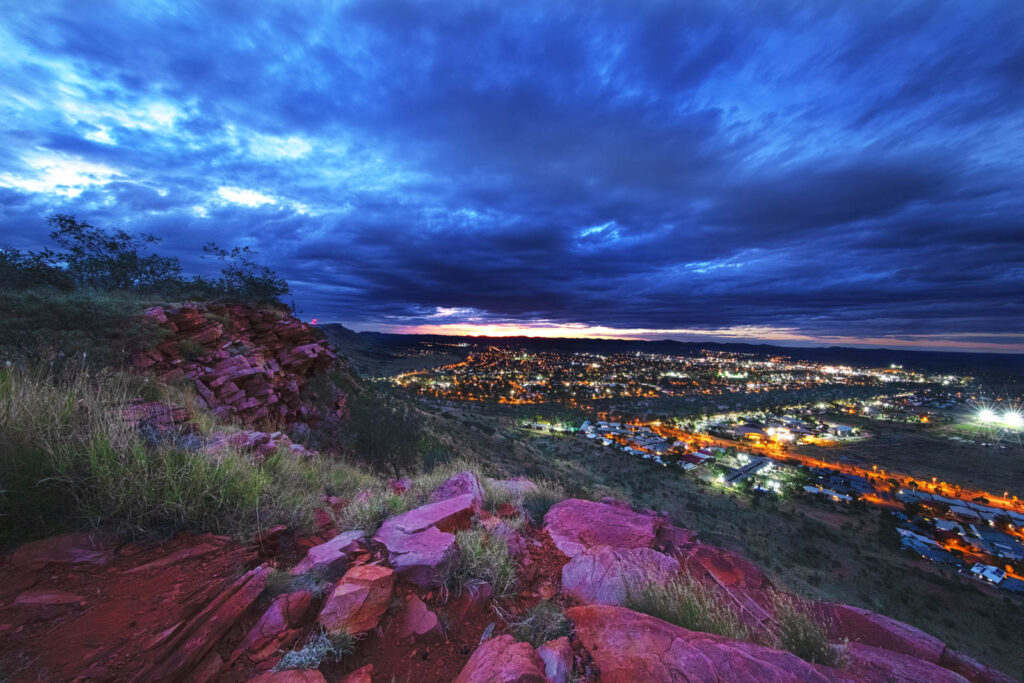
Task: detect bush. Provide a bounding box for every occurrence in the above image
[509,601,571,647]
[625,572,752,642]
[770,592,839,666]
[275,630,354,671]
[446,527,518,598]
[0,363,375,546]
[520,480,566,525]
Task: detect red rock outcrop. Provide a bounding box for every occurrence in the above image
[561,546,680,606]
[842,642,968,682]
[536,636,573,683]
[290,530,366,577]
[543,498,662,557]
[132,303,349,431]
[567,604,839,683]
[318,564,395,636]
[229,590,313,668]
[453,634,548,683]
[815,602,946,663]
[430,471,486,507]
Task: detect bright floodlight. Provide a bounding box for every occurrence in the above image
[1004,410,1023,429]
[978,407,997,423]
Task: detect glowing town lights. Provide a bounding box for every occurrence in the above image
[977,407,997,423]
[1004,410,1023,429]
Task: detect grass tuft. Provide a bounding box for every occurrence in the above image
[275,629,355,671]
[625,572,752,642]
[509,600,571,647]
[770,592,840,666]
[445,527,519,598]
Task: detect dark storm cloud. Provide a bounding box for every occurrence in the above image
[1,0,1022,350]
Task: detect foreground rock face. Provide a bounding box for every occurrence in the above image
[430,471,486,507]
[230,590,313,666]
[561,546,680,606]
[536,637,573,683]
[843,642,969,683]
[543,499,661,557]
[132,303,348,430]
[568,604,838,683]
[373,493,477,587]
[816,602,946,663]
[291,530,366,577]
[11,531,115,567]
[453,634,547,683]
[318,564,394,636]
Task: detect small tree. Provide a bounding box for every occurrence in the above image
[203,243,289,302]
[48,214,183,290]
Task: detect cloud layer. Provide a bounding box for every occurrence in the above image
[1,0,1022,351]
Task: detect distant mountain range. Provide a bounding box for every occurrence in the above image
[320,324,1023,382]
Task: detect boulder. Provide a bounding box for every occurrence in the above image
[816,602,946,663]
[230,591,312,665]
[684,544,769,589]
[543,499,661,557]
[318,564,395,636]
[561,546,680,606]
[291,530,366,576]
[939,648,1016,683]
[656,524,699,553]
[375,494,478,540]
[11,532,115,566]
[430,471,486,507]
[486,477,539,497]
[843,643,969,683]
[450,581,494,621]
[340,665,374,683]
[536,636,572,683]
[249,671,327,683]
[396,594,443,641]
[453,634,547,683]
[381,526,459,588]
[567,604,837,683]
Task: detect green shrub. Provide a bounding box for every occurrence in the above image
[770,592,839,666]
[509,601,570,647]
[446,527,518,598]
[275,630,354,671]
[625,572,752,642]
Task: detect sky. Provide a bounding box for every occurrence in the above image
[1,1,1023,353]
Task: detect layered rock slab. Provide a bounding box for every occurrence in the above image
[561,546,680,606]
[453,634,547,683]
[318,564,394,636]
[567,604,839,683]
[543,499,661,557]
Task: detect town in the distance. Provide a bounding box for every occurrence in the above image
[370,339,1024,593]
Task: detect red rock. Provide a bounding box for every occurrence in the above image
[13,589,85,606]
[561,546,680,606]
[450,581,493,621]
[684,543,769,589]
[378,526,459,588]
[453,634,547,683]
[656,524,699,553]
[249,670,327,682]
[543,499,661,557]
[388,476,412,494]
[230,591,313,665]
[536,636,572,683]
[339,664,374,683]
[374,494,477,545]
[843,642,968,682]
[486,477,539,497]
[396,594,443,641]
[430,471,486,507]
[567,604,838,682]
[11,531,115,566]
[816,602,945,663]
[291,530,366,576]
[939,648,1016,683]
[318,564,395,635]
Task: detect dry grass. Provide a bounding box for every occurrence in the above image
[625,571,753,642]
[445,527,519,598]
[770,592,840,666]
[0,363,375,546]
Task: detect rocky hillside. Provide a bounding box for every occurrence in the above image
[0,470,1012,682]
[132,302,351,431]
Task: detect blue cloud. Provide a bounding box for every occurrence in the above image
[0,0,1022,350]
